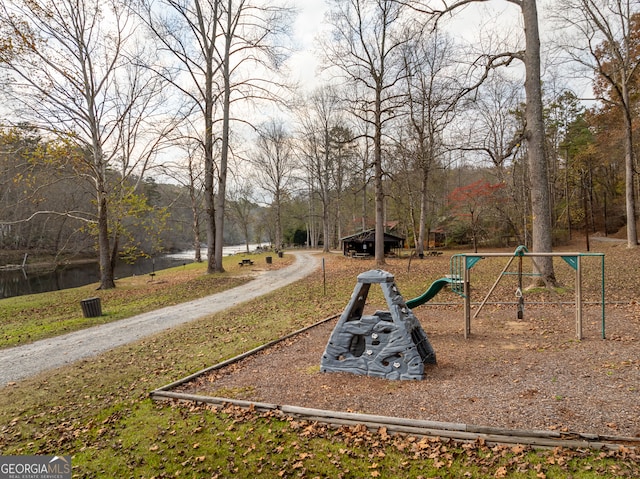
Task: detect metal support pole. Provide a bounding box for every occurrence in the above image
[517,255,524,320]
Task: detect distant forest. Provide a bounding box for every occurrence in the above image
[1,0,637,279]
[0,105,627,264]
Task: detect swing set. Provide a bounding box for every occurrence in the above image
[448,246,606,340]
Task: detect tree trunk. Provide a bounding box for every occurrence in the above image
[275,191,282,249]
[189,179,202,263]
[322,129,331,253]
[417,168,428,256]
[564,150,572,240]
[336,195,343,249]
[582,172,590,251]
[193,212,202,263]
[374,158,385,264]
[622,83,639,247]
[92,127,116,289]
[97,190,115,289]
[374,79,386,266]
[204,103,216,274]
[522,0,556,285]
[193,0,218,274]
[214,2,233,273]
[362,149,368,232]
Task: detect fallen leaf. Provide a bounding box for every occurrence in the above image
[495,466,508,478]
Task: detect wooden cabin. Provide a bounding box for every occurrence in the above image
[341,229,405,257]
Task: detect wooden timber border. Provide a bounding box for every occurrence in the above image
[150,315,639,452]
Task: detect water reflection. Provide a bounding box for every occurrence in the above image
[0,263,102,299]
[0,243,267,299]
[0,256,184,300]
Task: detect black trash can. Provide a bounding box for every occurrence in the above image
[266,256,272,264]
[81,297,102,318]
[278,251,283,258]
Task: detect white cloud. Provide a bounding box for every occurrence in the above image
[286,0,329,90]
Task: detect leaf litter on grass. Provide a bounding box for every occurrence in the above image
[2,243,640,477]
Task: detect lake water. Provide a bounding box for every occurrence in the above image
[0,243,267,299]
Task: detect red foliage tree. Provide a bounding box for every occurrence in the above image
[448,179,505,252]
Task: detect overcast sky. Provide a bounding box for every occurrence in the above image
[286,1,592,100]
[286,0,524,90]
[287,0,329,89]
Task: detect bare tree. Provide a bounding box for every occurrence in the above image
[136,0,291,272]
[109,60,177,271]
[227,174,257,253]
[186,148,205,263]
[460,73,526,241]
[409,0,557,284]
[0,0,168,289]
[161,130,206,263]
[325,0,416,265]
[402,29,462,256]
[296,86,344,253]
[551,0,639,247]
[136,0,222,273]
[329,124,358,245]
[464,72,524,174]
[252,119,297,249]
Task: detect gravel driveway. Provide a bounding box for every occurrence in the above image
[0,251,320,386]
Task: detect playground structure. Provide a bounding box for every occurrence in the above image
[320,269,436,380]
[448,246,606,340]
[321,246,605,380]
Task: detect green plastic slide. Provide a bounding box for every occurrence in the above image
[405,277,455,309]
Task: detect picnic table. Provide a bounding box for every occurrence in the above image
[238,258,254,266]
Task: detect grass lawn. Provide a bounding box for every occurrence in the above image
[0,247,638,478]
[0,253,287,348]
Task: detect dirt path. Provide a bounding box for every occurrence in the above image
[0,251,320,386]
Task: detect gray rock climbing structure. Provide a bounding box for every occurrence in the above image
[320,269,436,380]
